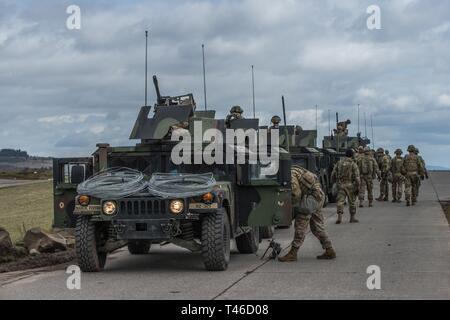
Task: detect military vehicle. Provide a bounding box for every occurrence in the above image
[53,76,292,272]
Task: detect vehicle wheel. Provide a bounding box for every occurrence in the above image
[259,226,274,239]
[127,240,151,255]
[75,216,107,272]
[201,208,230,271]
[236,227,260,254]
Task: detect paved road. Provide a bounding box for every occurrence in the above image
[1,173,449,300]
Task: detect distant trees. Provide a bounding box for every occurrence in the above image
[0,149,29,158]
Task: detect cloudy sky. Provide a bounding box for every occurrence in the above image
[0,0,449,167]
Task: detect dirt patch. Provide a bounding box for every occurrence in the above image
[0,249,75,273]
[440,201,450,226]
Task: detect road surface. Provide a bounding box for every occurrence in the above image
[0,172,449,300]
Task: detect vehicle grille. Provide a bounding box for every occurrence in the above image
[118,199,167,216]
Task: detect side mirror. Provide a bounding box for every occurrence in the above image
[71,165,85,184]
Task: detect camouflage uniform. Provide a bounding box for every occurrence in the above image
[376,148,391,201]
[414,148,428,198]
[331,155,360,223]
[391,149,405,203]
[279,166,336,262]
[403,145,425,206]
[357,148,380,207]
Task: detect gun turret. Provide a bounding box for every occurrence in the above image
[153,75,162,104]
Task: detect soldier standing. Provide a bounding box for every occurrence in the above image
[357,147,380,207]
[278,166,336,262]
[414,147,428,199]
[331,149,361,224]
[376,148,391,201]
[391,149,406,203]
[403,145,425,206]
[225,105,244,128]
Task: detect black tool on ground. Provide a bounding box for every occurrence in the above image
[261,239,282,260]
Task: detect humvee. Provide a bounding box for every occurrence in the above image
[53,77,292,271]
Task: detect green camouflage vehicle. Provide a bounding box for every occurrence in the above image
[53,78,292,272]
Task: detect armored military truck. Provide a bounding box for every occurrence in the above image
[53,77,292,272]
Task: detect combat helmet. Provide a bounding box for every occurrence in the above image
[358,146,364,152]
[407,145,416,153]
[271,115,281,124]
[364,147,371,154]
[385,150,390,155]
[414,147,419,154]
[376,147,384,153]
[394,149,403,155]
[230,105,243,114]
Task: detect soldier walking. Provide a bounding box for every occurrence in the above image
[376,148,391,201]
[278,166,336,262]
[331,149,361,224]
[391,149,405,203]
[414,147,428,199]
[357,147,380,207]
[403,145,425,206]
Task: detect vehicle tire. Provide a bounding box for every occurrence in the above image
[259,226,274,239]
[201,208,230,271]
[127,240,151,255]
[236,227,260,254]
[75,216,107,272]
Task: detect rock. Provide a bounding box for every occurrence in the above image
[0,227,14,256]
[23,227,67,254]
[52,228,75,248]
[29,249,40,256]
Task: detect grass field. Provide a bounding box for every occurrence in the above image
[0,181,53,243]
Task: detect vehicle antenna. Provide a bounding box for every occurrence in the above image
[252,65,256,118]
[315,105,318,147]
[364,112,368,138]
[145,30,149,106]
[371,114,374,149]
[202,44,207,111]
[328,109,331,136]
[282,96,290,151]
[357,104,360,135]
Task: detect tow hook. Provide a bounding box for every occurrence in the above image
[161,219,181,237]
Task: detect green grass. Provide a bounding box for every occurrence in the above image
[0,181,53,243]
[0,169,52,180]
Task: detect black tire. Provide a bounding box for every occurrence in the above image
[236,227,260,254]
[201,208,231,271]
[127,240,151,255]
[259,226,274,239]
[75,216,107,272]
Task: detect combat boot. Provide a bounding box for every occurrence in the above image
[412,200,417,206]
[317,247,336,260]
[376,196,384,201]
[383,196,389,202]
[406,200,410,207]
[335,213,342,224]
[278,246,299,262]
[350,215,359,223]
[369,200,373,207]
[359,202,364,208]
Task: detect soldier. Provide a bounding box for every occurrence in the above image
[391,149,405,203]
[357,147,380,207]
[331,149,360,224]
[385,150,392,162]
[376,148,391,201]
[225,105,244,128]
[414,147,428,199]
[356,146,364,161]
[279,166,336,262]
[270,115,281,129]
[403,145,425,206]
[333,119,351,136]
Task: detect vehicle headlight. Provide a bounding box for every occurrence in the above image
[201,192,214,203]
[78,195,90,206]
[102,201,117,215]
[169,199,184,214]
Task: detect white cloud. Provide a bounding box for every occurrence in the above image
[357,88,377,99]
[437,94,450,107]
[299,41,401,72]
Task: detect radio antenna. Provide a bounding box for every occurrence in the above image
[144,30,149,106]
[252,65,256,118]
[371,114,374,148]
[357,104,360,134]
[202,44,207,111]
